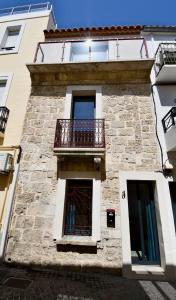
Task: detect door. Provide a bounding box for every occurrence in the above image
[127,180,160,264]
[169,182,176,233]
[71,96,95,147]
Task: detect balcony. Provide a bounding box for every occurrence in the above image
[162,107,176,151]
[27,38,154,85]
[54,119,105,156]
[35,38,148,63]
[0,107,9,137]
[155,43,176,83]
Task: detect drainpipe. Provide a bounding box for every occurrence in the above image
[151,84,164,171]
[0,146,22,260]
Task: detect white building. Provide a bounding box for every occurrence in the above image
[140,26,176,279]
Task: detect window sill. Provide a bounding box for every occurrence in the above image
[54,236,97,247]
[132,265,164,274]
[0,50,18,55]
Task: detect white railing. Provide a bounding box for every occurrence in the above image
[34,38,148,63]
[0,2,51,17]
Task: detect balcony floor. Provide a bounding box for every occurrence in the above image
[27,59,154,85]
[156,65,176,83]
[53,147,105,157]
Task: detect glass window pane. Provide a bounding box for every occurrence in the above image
[72,96,95,119]
[70,42,89,62]
[0,80,7,105]
[5,28,20,48]
[91,41,108,61]
[64,180,92,236]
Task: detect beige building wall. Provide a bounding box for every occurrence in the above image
[0,14,53,146]
[0,8,55,258]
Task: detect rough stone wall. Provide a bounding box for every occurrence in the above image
[5,84,161,272]
[100,85,161,268]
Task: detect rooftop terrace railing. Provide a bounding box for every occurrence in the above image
[0,2,51,17]
[34,38,148,63]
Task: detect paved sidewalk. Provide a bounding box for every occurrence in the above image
[0,265,176,299]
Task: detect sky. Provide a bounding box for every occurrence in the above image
[0,0,176,28]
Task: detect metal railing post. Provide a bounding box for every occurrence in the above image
[61,42,65,62]
[116,39,119,59]
[28,4,32,13]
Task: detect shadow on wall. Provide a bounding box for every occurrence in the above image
[0,175,9,193]
[30,85,66,97]
[30,84,151,98]
[157,85,176,107]
[56,244,97,254]
[0,137,4,146]
[168,152,176,180]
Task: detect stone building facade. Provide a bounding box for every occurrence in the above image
[5,26,171,279]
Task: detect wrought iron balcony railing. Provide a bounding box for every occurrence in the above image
[54,119,105,149]
[0,107,9,135]
[155,43,176,75]
[162,107,176,133]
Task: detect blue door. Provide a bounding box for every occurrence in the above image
[169,182,176,233]
[127,181,160,264]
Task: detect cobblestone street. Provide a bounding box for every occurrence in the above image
[0,265,176,299]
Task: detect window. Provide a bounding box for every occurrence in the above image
[72,96,95,119]
[0,74,12,106]
[0,25,22,52]
[61,86,103,149]
[67,96,96,147]
[64,180,92,236]
[0,79,7,106]
[64,86,102,119]
[53,174,101,243]
[70,41,108,62]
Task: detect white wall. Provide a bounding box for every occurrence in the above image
[142,32,176,163]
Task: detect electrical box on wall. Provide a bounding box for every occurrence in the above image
[107,209,115,228]
[0,153,13,174]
